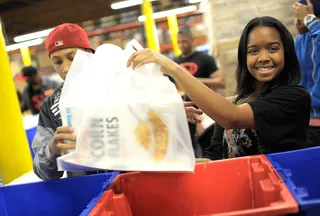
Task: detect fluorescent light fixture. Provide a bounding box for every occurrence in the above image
[189,0,203,3]
[14,28,53,43]
[111,0,157,10]
[6,38,44,51]
[138,5,197,22]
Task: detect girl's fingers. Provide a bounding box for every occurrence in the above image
[127,50,141,67]
[135,58,155,69]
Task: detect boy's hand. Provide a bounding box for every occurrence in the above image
[292,0,314,20]
[49,126,76,156]
[184,102,203,124]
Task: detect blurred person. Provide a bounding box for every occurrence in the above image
[293,0,320,147]
[20,66,58,115]
[171,29,225,156]
[175,29,225,90]
[127,16,310,161]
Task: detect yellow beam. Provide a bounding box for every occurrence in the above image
[141,0,159,52]
[0,23,32,184]
[167,14,181,57]
[20,46,32,66]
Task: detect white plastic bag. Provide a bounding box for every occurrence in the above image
[57,40,195,172]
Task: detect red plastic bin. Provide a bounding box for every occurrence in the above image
[89,155,298,216]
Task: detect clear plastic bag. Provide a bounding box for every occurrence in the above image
[57,40,195,172]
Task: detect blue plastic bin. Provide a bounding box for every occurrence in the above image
[0,172,118,216]
[267,147,320,216]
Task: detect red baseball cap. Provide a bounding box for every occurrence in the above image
[45,23,94,56]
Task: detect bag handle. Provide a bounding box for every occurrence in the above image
[124,39,161,77]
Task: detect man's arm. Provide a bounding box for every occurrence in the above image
[172,68,226,94]
[294,1,320,108]
[307,17,320,36]
[293,0,320,36]
[197,69,225,89]
[197,54,225,89]
[306,18,320,108]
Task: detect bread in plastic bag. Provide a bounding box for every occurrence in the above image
[57,40,195,172]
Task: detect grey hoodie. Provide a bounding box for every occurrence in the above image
[32,83,100,180]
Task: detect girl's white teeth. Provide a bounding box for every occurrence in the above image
[257,67,274,71]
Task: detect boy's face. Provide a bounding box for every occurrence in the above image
[295,18,308,34]
[50,48,79,80]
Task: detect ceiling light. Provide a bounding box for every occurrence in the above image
[14,28,53,43]
[111,0,157,10]
[6,38,44,51]
[138,5,197,22]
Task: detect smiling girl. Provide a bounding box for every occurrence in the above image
[127,16,311,159]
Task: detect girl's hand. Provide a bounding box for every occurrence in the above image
[126,47,177,75]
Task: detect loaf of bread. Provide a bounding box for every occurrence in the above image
[134,111,169,161]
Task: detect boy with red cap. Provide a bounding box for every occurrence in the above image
[293,0,320,147]
[32,23,97,180]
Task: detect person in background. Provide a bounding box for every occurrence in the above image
[293,0,320,147]
[32,23,97,180]
[171,29,225,156]
[20,66,58,115]
[174,29,225,90]
[127,16,310,161]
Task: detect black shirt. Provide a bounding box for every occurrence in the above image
[205,85,311,160]
[171,51,219,101]
[173,51,218,78]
